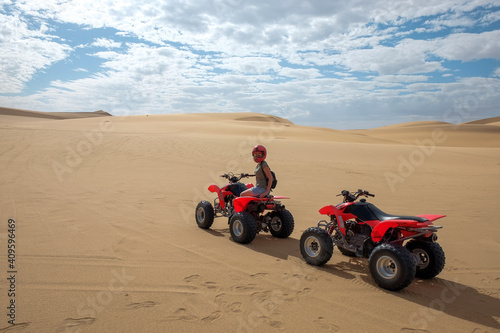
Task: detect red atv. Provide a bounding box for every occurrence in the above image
[195,172,294,244]
[300,189,446,291]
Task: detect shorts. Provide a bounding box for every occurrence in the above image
[249,186,266,196]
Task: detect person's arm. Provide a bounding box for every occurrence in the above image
[260,164,273,198]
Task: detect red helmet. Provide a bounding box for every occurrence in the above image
[252,145,267,162]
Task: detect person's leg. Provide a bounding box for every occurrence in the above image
[240,188,253,196]
[240,186,265,197]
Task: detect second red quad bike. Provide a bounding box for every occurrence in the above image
[195,172,294,244]
[300,189,446,291]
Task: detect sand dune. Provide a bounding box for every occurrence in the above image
[0,106,111,121]
[0,108,499,332]
[348,121,500,147]
[374,120,452,128]
[463,116,500,125]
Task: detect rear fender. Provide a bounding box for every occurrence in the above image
[233,197,258,213]
[370,219,440,242]
[417,214,446,222]
[233,196,285,213]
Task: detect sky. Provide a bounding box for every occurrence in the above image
[1,0,500,129]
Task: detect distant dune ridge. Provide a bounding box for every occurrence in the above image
[0,106,112,120]
[1,106,498,147]
[1,107,499,332]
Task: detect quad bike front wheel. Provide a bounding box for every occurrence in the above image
[300,227,333,266]
[269,209,295,238]
[195,200,215,229]
[406,240,445,279]
[369,243,416,291]
[229,212,258,244]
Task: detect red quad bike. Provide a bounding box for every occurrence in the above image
[195,172,294,244]
[300,189,446,291]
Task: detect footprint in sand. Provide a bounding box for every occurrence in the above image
[313,316,340,332]
[296,287,312,296]
[250,272,269,278]
[0,323,30,332]
[184,275,220,291]
[231,284,258,292]
[57,317,96,332]
[227,302,243,313]
[183,274,200,283]
[163,308,198,322]
[267,319,285,330]
[214,293,243,313]
[202,281,219,290]
[127,301,157,309]
[201,310,223,323]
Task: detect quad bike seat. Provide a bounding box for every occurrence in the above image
[375,211,428,222]
[355,203,429,222]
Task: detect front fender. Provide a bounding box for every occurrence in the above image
[319,205,341,216]
[208,184,221,193]
[208,184,225,209]
[319,205,356,221]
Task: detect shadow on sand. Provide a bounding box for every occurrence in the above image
[204,231,500,331]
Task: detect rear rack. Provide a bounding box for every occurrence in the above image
[389,226,442,244]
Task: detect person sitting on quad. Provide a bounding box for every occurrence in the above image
[240,145,273,198]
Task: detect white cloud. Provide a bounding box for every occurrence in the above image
[339,40,444,75]
[216,57,282,74]
[91,38,122,49]
[432,30,500,61]
[1,0,500,128]
[279,67,322,80]
[374,75,429,83]
[0,13,71,93]
[479,9,500,25]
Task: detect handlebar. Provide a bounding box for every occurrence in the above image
[337,189,375,202]
[220,172,255,182]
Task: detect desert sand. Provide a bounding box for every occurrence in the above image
[0,107,499,333]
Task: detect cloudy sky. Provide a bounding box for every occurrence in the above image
[1,0,499,129]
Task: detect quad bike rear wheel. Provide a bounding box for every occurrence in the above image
[195,200,215,229]
[369,243,416,291]
[269,209,295,238]
[406,240,445,279]
[229,212,258,244]
[300,227,333,266]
